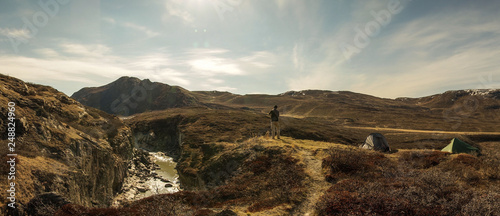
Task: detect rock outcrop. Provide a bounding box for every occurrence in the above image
[0,74,134,213]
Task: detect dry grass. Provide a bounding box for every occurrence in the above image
[0,155,69,208]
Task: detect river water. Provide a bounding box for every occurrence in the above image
[112,151,181,206]
[140,152,181,197]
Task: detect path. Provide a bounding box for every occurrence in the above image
[345,126,500,135]
[298,149,330,216]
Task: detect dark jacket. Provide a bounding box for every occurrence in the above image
[269,109,279,121]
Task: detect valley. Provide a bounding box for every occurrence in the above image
[1,74,499,215]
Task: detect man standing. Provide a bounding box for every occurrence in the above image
[269,105,280,139]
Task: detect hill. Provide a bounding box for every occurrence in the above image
[73,77,500,132]
[71,77,200,116]
[0,74,134,215]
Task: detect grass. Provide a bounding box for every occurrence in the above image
[0,155,69,210]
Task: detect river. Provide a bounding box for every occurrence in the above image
[112,151,181,205]
[140,152,181,197]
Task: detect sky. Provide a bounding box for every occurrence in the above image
[1,0,500,98]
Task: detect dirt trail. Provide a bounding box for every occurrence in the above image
[293,148,330,216]
[242,137,344,216]
[345,126,500,135]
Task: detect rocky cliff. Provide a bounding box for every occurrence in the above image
[0,74,134,214]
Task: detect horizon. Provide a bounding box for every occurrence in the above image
[4,73,499,100]
[2,0,500,98]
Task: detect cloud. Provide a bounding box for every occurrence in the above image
[59,42,112,59]
[351,10,500,98]
[207,78,224,84]
[0,28,32,41]
[149,67,191,86]
[353,47,500,98]
[189,57,243,76]
[0,56,132,85]
[163,0,195,25]
[34,48,60,58]
[286,4,500,98]
[1,36,282,95]
[286,35,347,92]
[122,22,160,38]
[127,53,173,70]
[239,51,274,69]
[102,17,116,24]
[292,43,304,71]
[102,16,160,38]
[381,11,500,57]
[1,42,136,94]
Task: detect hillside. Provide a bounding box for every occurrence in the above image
[71,77,200,116]
[73,77,500,132]
[54,136,500,215]
[4,74,499,215]
[194,89,500,132]
[0,74,134,215]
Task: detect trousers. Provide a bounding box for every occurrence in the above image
[271,121,280,139]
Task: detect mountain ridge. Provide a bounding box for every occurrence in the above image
[71,76,500,133]
[73,76,500,107]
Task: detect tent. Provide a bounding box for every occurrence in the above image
[441,138,479,154]
[360,133,390,152]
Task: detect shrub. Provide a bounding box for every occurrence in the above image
[322,147,387,181]
[398,150,449,169]
[462,189,500,215]
[316,181,421,216]
[479,153,500,180]
[178,149,307,212]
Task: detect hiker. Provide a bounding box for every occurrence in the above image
[269,105,280,139]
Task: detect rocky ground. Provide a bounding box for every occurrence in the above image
[112,149,179,206]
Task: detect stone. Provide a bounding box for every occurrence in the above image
[216,209,237,216]
[137,186,148,193]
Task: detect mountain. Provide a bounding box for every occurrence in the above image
[397,89,500,109]
[73,77,500,132]
[0,74,134,214]
[71,77,200,116]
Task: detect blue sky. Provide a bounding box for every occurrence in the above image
[1,0,500,98]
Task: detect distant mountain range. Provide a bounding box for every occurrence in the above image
[71,76,500,132]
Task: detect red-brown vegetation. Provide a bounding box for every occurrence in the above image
[316,148,500,215]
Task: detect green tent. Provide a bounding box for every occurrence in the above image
[441,138,479,154]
